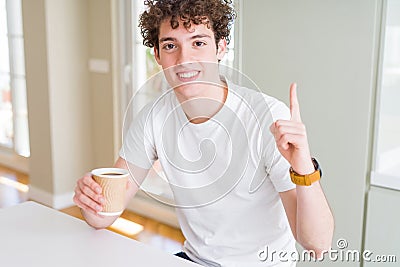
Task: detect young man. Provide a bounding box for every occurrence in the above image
[73,0,334,266]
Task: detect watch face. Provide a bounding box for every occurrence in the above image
[312,158,322,178]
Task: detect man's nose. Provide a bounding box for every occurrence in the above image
[176,45,194,65]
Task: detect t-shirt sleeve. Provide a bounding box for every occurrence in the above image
[267,151,296,192]
[119,103,157,169]
[263,96,296,193]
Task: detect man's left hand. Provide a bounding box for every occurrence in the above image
[270,83,314,174]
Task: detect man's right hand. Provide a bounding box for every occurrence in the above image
[73,173,105,216]
[73,157,149,229]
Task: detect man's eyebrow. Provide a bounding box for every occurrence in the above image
[159,34,212,43]
[159,37,177,43]
[190,34,212,40]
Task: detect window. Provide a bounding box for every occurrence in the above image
[371,0,400,190]
[120,0,240,201]
[0,0,30,157]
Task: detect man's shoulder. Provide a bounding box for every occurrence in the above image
[136,92,177,119]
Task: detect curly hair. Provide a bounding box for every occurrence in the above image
[139,0,236,50]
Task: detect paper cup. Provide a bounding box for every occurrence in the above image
[91,168,129,216]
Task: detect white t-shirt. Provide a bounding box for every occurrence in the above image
[120,79,297,266]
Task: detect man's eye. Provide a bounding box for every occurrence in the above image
[163,43,176,50]
[194,41,206,47]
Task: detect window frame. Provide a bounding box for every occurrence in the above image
[0,0,30,167]
[370,0,400,191]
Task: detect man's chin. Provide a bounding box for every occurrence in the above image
[173,84,204,99]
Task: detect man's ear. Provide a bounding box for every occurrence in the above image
[216,38,227,61]
[154,47,161,64]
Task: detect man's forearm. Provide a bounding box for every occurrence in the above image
[81,208,119,229]
[296,181,334,256]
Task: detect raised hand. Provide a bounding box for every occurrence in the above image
[270,83,314,174]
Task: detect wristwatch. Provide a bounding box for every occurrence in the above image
[290,158,322,186]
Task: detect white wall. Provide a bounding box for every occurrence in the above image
[241,1,381,266]
[22,0,119,209]
[22,0,54,195]
[23,0,94,208]
[45,0,93,200]
[88,0,118,168]
[364,186,400,266]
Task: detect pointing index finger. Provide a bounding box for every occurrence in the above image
[290,83,302,122]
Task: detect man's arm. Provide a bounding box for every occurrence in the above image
[270,83,334,257]
[73,157,149,229]
[280,184,333,257]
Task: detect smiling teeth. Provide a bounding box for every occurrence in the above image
[178,71,198,78]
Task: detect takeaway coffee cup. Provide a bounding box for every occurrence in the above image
[91,168,129,216]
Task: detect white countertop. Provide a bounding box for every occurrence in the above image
[0,201,198,267]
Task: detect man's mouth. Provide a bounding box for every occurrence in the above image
[177,71,200,80]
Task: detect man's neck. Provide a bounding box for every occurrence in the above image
[176,81,228,124]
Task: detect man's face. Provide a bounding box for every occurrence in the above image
[154,19,227,99]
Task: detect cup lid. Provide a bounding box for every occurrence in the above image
[91,168,129,178]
